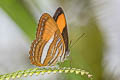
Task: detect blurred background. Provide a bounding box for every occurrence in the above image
[0,0,120,80]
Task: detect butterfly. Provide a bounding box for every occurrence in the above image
[29,7,69,66]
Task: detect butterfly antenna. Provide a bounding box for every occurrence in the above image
[69,33,86,49]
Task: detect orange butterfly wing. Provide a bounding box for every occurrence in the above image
[53,7,69,56]
[29,13,65,66]
[36,13,58,40]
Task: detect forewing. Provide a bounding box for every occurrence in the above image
[36,13,58,40]
[53,7,69,52]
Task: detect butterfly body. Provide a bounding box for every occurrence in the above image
[29,7,69,66]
